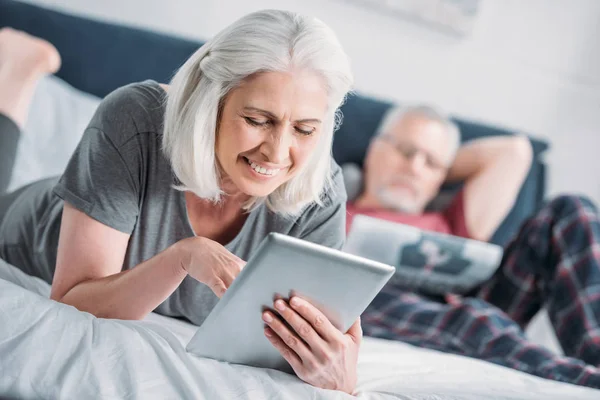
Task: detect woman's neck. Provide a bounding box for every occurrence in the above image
[218,176,251,207]
[185,174,251,215]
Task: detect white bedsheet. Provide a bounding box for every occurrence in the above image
[0,259,598,400]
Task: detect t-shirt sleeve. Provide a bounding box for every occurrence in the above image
[53,86,143,234]
[295,161,348,250]
[443,189,471,239]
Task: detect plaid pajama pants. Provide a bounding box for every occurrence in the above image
[362,195,600,389]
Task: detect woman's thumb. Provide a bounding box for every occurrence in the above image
[347,317,363,342]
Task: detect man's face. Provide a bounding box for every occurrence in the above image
[363,114,453,213]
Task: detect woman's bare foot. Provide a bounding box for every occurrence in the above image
[0,27,61,76]
[0,27,62,128]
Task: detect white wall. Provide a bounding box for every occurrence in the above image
[20,0,600,204]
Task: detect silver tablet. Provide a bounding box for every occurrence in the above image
[186,232,394,372]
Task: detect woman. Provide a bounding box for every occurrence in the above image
[0,11,360,394]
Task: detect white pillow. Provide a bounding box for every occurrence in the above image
[7,75,101,192]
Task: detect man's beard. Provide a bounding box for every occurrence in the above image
[376,186,422,214]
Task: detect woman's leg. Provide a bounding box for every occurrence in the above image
[0,114,19,194]
[362,284,600,388]
[0,27,61,197]
[478,195,600,366]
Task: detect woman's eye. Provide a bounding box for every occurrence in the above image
[296,127,315,136]
[244,117,268,127]
[245,117,314,136]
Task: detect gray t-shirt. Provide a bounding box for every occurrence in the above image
[0,80,347,326]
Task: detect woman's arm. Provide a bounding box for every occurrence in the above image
[50,204,188,319]
[50,203,244,320]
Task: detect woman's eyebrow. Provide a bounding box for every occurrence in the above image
[243,107,277,120]
[243,107,321,124]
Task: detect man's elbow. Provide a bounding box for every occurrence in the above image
[509,135,534,172]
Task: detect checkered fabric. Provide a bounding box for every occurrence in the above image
[362,195,600,389]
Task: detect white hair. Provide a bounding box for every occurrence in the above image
[162,10,353,216]
[376,104,461,163]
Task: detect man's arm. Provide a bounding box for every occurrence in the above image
[446,136,533,242]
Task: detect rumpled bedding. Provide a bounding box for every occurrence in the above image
[1,259,598,400]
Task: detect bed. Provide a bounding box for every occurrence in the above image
[2,259,599,399]
[1,0,598,399]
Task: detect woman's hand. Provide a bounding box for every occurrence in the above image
[262,296,362,394]
[176,236,246,297]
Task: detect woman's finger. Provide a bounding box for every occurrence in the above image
[262,310,316,363]
[233,255,246,268]
[288,296,341,342]
[272,299,328,354]
[228,254,245,275]
[218,257,244,288]
[236,260,246,272]
[218,269,233,288]
[209,279,227,298]
[224,263,241,286]
[263,327,304,373]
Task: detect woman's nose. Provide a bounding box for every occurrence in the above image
[262,128,293,164]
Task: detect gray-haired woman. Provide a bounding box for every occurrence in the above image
[0,11,360,394]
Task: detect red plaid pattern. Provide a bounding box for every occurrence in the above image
[362,195,600,389]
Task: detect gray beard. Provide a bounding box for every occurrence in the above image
[376,188,422,215]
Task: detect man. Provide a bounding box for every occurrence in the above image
[347,105,533,241]
[352,105,600,388]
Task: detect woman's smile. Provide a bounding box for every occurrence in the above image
[242,156,285,179]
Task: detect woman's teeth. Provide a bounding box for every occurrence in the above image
[245,158,280,176]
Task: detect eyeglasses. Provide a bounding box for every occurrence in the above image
[377,134,448,172]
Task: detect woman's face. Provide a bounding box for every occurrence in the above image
[215,70,328,197]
